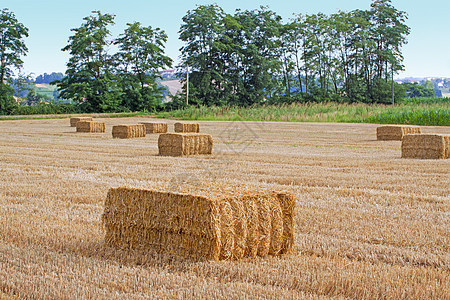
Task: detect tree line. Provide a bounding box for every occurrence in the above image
[0,1,418,115]
[178,0,410,107]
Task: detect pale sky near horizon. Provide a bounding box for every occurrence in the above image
[3,0,450,79]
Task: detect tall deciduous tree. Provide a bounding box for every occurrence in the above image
[369,0,410,103]
[179,4,228,106]
[56,11,121,112]
[0,9,28,114]
[233,6,283,105]
[114,22,173,111]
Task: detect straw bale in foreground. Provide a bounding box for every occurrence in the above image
[112,124,146,139]
[140,122,168,134]
[102,186,296,260]
[377,125,421,141]
[159,133,213,156]
[174,122,200,133]
[76,121,105,133]
[70,117,93,127]
[402,134,450,159]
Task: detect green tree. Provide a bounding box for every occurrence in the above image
[402,82,434,98]
[179,4,228,106]
[369,0,410,103]
[25,89,53,105]
[114,22,172,112]
[233,7,283,105]
[13,71,34,98]
[0,9,28,114]
[55,11,121,112]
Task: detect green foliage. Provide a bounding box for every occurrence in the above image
[55,11,121,113]
[401,82,435,98]
[178,5,282,107]
[55,12,172,113]
[114,22,172,112]
[0,9,29,85]
[156,100,449,126]
[0,84,17,114]
[13,103,81,115]
[398,96,449,105]
[177,1,410,106]
[35,72,64,84]
[366,109,449,126]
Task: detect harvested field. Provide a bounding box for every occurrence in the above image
[402,134,450,159]
[140,122,168,134]
[0,118,449,299]
[158,133,213,156]
[76,121,106,133]
[174,122,200,133]
[112,124,146,139]
[376,125,421,140]
[70,117,93,127]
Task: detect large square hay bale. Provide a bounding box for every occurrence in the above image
[76,121,106,133]
[140,122,168,134]
[70,117,93,127]
[377,125,421,141]
[174,122,200,133]
[158,133,213,156]
[402,134,450,159]
[102,186,296,261]
[112,124,146,139]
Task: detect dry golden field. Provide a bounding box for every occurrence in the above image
[0,117,449,299]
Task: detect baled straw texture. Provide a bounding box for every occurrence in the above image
[112,124,146,139]
[402,134,450,159]
[140,122,168,134]
[174,122,200,133]
[70,117,93,127]
[102,186,296,261]
[158,133,213,156]
[376,125,421,141]
[76,121,106,133]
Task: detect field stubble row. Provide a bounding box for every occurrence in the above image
[0,118,448,299]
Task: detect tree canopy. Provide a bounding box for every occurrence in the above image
[178,0,410,105]
[0,8,28,114]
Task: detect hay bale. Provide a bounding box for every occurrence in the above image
[102,186,296,261]
[402,134,450,159]
[377,125,421,141]
[158,133,213,156]
[76,121,105,133]
[112,124,146,139]
[140,122,168,134]
[174,122,200,133]
[70,117,93,127]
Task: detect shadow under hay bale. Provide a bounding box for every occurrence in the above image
[140,122,168,134]
[158,133,213,156]
[174,122,200,133]
[377,125,421,141]
[76,121,105,133]
[70,117,93,127]
[402,134,450,159]
[102,186,296,261]
[112,124,146,139]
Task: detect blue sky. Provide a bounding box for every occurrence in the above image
[3,0,450,78]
